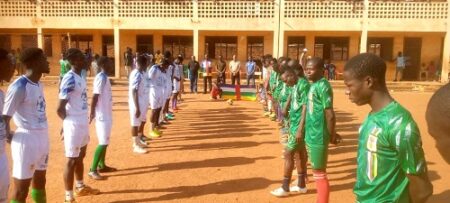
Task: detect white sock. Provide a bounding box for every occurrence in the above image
[76,180,84,188]
[65,190,74,200]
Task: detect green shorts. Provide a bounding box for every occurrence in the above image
[306,143,328,170]
[286,133,305,152]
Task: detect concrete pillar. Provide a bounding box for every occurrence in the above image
[114,27,120,78]
[154,33,163,53]
[239,35,247,62]
[193,29,199,58]
[441,0,450,82]
[37,27,43,49]
[92,31,102,56]
[272,0,281,57]
[359,0,369,53]
[442,31,450,82]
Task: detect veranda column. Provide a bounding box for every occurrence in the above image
[113,0,120,78]
[36,0,43,49]
[272,0,281,57]
[359,0,369,53]
[441,0,450,82]
[193,0,199,58]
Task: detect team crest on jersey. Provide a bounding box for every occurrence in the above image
[81,89,88,110]
[36,96,46,113]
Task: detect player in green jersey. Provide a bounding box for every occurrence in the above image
[304,57,340,203]
[344,53,432,203]
[271,61,310,197]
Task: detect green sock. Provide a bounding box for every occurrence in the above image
[31,188,46,203]
[10,200,24,203]
[98,145,108,169]
[90,145,106,171]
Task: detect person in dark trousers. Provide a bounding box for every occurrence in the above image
[229,55,241,85]
[216,55,227,85]
[188,56,200,93]
[202,54,213,94]
[246,56,256,86]
[124,47,133,78]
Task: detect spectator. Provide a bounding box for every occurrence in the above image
[202,54,213,93]
[216,55,227,85]
[394,51,406,81]
[246,56,256,85]
[229,55,241,85]
[189,56,200,93]
[124,47,133,78]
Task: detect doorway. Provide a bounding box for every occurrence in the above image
[204,36,237,60]
[102,35,115,76]
[403,37,422,81]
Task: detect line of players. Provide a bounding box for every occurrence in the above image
[0,47,183,203]
[259,54,433,203]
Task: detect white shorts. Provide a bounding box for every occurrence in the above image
[149,88,164,110]
[11,128,49,180]
[165,85,172,99]
[173,80,180,93]
[63,116,90,158]
[95,120,112,145]
[0,152,9,202]
[129,100,149,126]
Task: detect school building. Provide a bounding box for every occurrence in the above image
[0,0,449,82]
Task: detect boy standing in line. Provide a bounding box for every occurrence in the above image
[148,60,169,137]
[271,63,310,197]
[344,53,432,203]
[58,48,100,202]
[172,58,182,112]
[0,48,15,202]
[128,55,150,154]
[88,56,117,180]
[304,57,339,203]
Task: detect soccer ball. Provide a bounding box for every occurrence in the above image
[227,99,234,105]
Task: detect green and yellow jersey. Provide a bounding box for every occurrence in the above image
[354,101,427,203]
[288,77,310,138]
[305,77,333,145]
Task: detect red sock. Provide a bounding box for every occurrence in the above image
[314,171,329,203]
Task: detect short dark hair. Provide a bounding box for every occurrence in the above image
[307,57,324,70]
[288,59,304,77]
[164,50,172,59]
[97,56,111,68]
[344,53,386,85]
[137,55,148,67]
[65,48,83,61]
[0,48,8,61]
[20,48,44,65]
[161,58,170,66]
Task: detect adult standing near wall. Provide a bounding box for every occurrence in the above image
[229,55,241,85]
[216,55,227,85]
[246,56,256,86]
[189,56,200,94]
[202,54,213,93]
[394,51,406,81]
[124,47,133,79]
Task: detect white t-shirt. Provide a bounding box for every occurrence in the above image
[173,64,181,81]
[0,90,5,153]
[262,66,269,81]
[93,72,112,122]
[229,60,241,73]
[165,65,174,98]
[128,69,147,106]
[59,70,89,118]
[148,65,164,88]
[3,76,48,130]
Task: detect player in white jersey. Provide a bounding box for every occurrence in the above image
[128,55,150,154]
[57,48,99,203]
[0,48,15,203]
[88,57,117,180]
[172,58,182,112]
[176,55,185,102]
[148,60,170,138]
[160,62,175,124]
[2,48,50,203]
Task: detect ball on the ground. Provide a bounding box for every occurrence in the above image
[227,99,233,105]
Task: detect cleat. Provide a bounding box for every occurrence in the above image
[98,166,117,173]
[75,185,100,197]
[133,146,148,154]
[289,186,307,193]
[150,130,161,138]
[270,187,290,197]
[88,171,106,180]
[64,198,77,203]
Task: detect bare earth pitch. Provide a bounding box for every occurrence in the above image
[3,84,449,202]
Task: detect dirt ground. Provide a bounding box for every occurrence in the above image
[3,83,450,203]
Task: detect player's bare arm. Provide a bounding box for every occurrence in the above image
[2,115,12,143]
[324,108,338,144]
[296,105,307,143]
[407,173,433,203]
[57,99,69,120]
[90,94,100,124]
[283,95,292,117]
[133,89,140,118]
